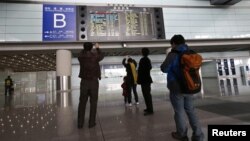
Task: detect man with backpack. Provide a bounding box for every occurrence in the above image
[160,35,204,141]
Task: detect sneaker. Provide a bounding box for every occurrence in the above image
[127,103,132,107]
[135,102,139,105]
[171,132,189,141]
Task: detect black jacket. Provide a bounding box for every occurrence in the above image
[137,56,153,84]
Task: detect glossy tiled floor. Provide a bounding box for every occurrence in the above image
[1,77,250,141]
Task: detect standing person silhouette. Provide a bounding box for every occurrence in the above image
[5,76,13,96]
[122,57,139,106]
[121,76,129,105]
[160,35,204,141]
[131,58,139,105]
[77,42,104,129]
[137,48,154,116]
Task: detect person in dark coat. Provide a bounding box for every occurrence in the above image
[5,76,13,96]
[137,48,154,116]
[77,42,104,129]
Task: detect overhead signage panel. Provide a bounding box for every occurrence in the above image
[43,5,76,41]
[79,6,165,41]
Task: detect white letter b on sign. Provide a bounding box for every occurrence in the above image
[54,13,66,28]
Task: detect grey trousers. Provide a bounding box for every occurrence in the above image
[78,79,99,126]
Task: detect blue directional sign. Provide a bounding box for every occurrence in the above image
[43,5,76,41]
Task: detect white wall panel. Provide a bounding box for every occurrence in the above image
[0,19,5,26]
[236,20,250,25]
[213,21,230,26]
[79,0,163,6]
[236,26,250,32]
[188,14,213,20]
[230,27,244,32]
[163,5,250,39]
[0,26,5,33]
[190,27,214,33]
[231,32,250,38]
[211,9,236,15]
[6,11,42,19]
[44,0,71,2]
[165,33,176,39]
[190,33,216,39]
[131,0,163,6]
[214,27,232,32]
[0,3,43,42]
[166,32,192,37]
[5,0,39,2]
[201,61,217,78]
[189,20,214,27]
[163,8,187,14]
[0,10,6,18]
[0,3,6,10]
[230,27,239,32]
[6,3,42,11]
[228,20,237,26]
[0,34,4,41]
[187,8,211,14]
[77,0,132,5]
[235,15,250,20]
[182,0,210,6]
[162,0,193,6]
[235,8,250,14]
[5,34,42,41]
[166,27,190,32]
[164,20,190,26]
[211,14,234,20]
[164,14,189,20]
[6,19,42,26]
[6,26,42,34]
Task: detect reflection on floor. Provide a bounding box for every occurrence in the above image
[1,78,250,141]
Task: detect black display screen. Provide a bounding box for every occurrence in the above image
[78,6,165,41]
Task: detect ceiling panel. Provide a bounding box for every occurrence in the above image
[1,38,250,72]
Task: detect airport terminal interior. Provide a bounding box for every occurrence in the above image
[1,0,250,141]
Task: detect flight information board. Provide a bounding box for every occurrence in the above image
[79,6,165,41]
[89,11,120,37]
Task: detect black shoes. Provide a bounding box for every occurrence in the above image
[78,123,96,129]
[143,109,154,116]
[171,132,189,141]
[78,124,83,129]
[88,123,96,128]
